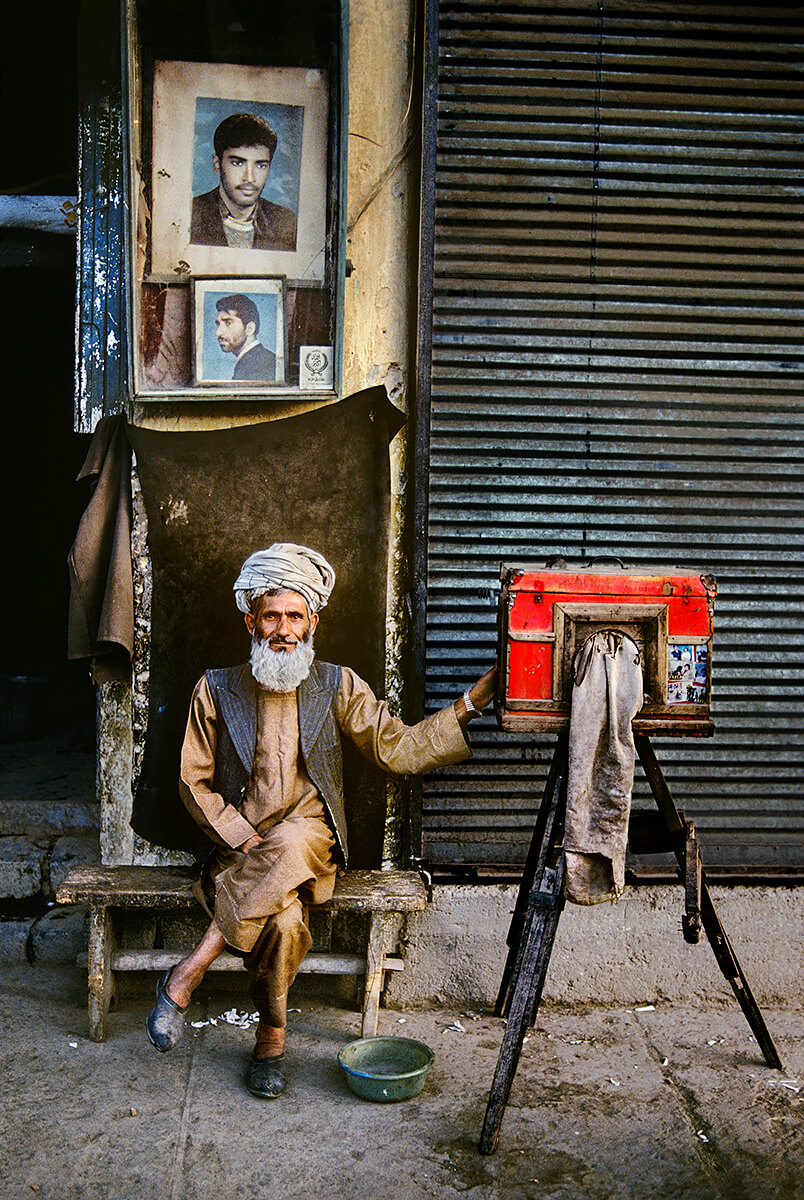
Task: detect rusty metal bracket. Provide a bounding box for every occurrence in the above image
[700,572,718,618]
[408,856,433,902]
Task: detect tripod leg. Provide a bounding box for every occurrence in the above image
[496,733,569,1016]
[682,820,702,944]
[479,855,566,1156]
[635,736,784,1071]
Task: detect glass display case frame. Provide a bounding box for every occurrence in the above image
[120,0,348,403]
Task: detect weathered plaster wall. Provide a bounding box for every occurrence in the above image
[342,0,417,406]
[343,0,419,866]
[101,0,420,865]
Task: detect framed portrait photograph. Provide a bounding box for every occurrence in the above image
[151,61,329,281]
[193,278,286,387]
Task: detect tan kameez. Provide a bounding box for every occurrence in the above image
[179,665,470,1025]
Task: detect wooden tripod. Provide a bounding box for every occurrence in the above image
[478,731,784,1156]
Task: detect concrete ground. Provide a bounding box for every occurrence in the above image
[0,965,800,1200]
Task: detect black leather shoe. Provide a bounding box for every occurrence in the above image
[145,969,188,1052]
[246,1053,287,1099]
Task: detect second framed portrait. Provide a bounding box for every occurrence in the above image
[193,279,286,386]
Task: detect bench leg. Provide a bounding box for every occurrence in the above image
[361,913,389,1037]
[87,903,115,1043]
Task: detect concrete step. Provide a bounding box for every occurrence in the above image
[0,833,99,902]
[0,731,94,786]
[0,794,99,837]
[0,906,89,966]
[0,732,96,835]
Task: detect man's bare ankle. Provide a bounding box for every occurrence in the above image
[164,963,196,1008]
[254,1024,286,1060]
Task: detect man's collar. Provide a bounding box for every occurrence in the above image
[218,188,257,225]
[235,335,259,363]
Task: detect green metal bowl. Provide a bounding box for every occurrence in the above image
[337,1036,435,1102]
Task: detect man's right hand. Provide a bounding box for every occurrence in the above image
[455,664,499,730]
[238,833,264,853]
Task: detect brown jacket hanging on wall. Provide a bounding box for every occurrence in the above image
[67,412,133,684]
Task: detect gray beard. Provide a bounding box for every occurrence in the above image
[249,634,315,692]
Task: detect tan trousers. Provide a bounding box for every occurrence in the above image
[197,803,337,1027]
[242,897,312,1028]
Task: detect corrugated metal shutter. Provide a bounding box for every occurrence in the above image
[419,0,804,875]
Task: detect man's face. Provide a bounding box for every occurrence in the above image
[244,591,318,652]
[215,309,252,355]
[214,144,272,215]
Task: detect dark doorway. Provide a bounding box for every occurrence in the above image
[0,0,94,753]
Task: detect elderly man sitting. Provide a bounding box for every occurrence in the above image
[146,542,496,1099]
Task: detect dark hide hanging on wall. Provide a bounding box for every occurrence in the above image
[127,386,405,865]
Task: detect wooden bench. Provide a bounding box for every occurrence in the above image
[56,866,427,1043]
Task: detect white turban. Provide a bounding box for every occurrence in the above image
[233,543,336,615]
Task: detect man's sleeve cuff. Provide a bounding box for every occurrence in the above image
[438,702,474,762]
[217,811,259,849]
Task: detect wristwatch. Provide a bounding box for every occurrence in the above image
[463,689,482,717]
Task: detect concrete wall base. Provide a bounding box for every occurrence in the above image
[385,884,803,1010]
[8,881,800,1013]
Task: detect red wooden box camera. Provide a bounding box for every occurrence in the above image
[497,562,717,737]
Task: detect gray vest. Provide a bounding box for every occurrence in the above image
[205,659,348,864]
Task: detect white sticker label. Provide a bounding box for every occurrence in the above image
[300,345,334,389]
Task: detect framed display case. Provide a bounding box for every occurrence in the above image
[119,0,347,402]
